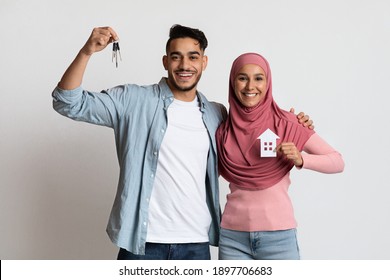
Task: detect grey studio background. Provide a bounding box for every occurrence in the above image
[1,0,389,259]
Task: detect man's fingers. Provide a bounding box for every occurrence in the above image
[106,26,119,41]
[92,27,119,45]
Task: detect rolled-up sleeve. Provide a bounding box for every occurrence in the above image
[52,86,122,128]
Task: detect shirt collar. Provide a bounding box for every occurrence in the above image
[159,78,206,112]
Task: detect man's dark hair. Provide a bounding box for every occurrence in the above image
[165,24,208,53]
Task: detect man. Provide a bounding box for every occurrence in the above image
[52,24,312,260]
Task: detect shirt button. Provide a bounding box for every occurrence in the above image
[161,129,165,133]
[143,222,147,226]
[153,152,157,156]
[151,174,154,178]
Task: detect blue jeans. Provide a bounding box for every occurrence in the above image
[117,242,211,260]
[219,228,300,260]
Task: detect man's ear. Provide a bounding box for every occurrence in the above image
[162,55,168,70]
[202,55,208,71]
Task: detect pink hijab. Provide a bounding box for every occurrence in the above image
[216,53,315,190]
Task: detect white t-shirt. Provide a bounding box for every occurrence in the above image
[147,97,211,243]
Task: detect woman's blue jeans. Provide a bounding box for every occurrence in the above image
[219,228,300,260]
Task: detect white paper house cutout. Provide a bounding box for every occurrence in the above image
[257,128,280,157]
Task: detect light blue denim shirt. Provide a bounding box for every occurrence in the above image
[52,78,227,254]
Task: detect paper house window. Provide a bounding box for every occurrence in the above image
[264,142,273,151]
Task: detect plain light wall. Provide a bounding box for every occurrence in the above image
[1,0,389,259]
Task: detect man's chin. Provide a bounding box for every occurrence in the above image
[173,82,197,92]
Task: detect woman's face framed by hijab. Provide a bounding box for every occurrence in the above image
[233,63,268,108]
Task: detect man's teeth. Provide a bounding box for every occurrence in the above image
[179,73,192,77]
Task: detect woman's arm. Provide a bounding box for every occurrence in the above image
[301,133,345,173]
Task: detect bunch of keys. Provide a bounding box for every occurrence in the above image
[112,41,122,68]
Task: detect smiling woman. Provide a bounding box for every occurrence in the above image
[216,52,344,260]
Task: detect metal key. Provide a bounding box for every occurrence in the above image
[112,41,122,68]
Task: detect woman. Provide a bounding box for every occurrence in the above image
[216,53,344,260]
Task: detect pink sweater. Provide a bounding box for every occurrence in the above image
[220,133,344,232]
